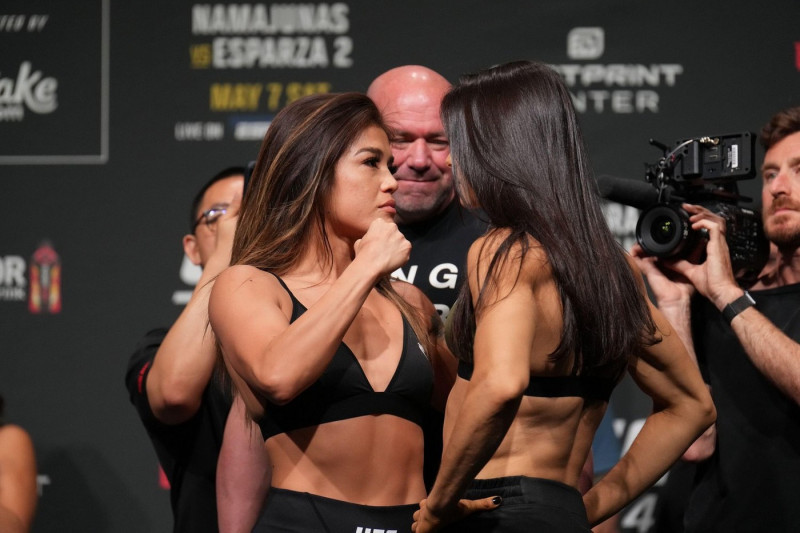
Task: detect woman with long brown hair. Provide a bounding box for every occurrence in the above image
[412,60,716,532]
[209,92,454,532]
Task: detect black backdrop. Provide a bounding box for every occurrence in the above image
[1,1,798,531]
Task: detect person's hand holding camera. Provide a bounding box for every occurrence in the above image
[658,204,746,311]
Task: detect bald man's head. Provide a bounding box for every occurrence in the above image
[367,66,454,224]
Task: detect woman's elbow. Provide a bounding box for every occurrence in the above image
[225,351,300,406]
[659,388,716,435]
[686,390,716,434]
[262,389,294,406]
[255,371,302,406]
[698,395,717,430]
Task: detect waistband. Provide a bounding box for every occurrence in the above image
[465,476,586,515]
[269,486,419,513]
[256,487,417,533]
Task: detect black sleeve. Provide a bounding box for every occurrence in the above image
[125,327,169,427]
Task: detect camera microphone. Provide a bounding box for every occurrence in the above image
[596,175,661,210]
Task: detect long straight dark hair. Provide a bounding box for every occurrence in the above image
[443,60,658,380]
[230,92,433,356]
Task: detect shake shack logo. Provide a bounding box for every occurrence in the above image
[0,61,59,121]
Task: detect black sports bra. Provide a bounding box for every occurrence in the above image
[457,360,614,401]
[257,275,434,440]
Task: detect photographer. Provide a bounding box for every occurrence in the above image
[632,107,800,532]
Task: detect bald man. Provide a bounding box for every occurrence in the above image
[368,66,487,320]
[368,65,455,225]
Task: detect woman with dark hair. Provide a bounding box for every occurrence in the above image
[412,60,716,532]
[209,92,455,532]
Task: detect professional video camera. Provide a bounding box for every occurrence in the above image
[598,132,770,285]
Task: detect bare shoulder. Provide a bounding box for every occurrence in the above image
[467,229,550,287]
[210,265,291,323]
[215,264,272,287]
[213,265,285,300]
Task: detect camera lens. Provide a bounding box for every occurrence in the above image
[636,203,691,257]
[650,215,676,245]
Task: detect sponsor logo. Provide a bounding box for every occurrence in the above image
[0,1,109,164]
[0,61,59,121]
[29,242,61,314]
[567,27,604,60]
[0,241,62,313]
[355,528,397,533]
[552,28,685,114]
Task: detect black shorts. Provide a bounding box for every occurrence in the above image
[442,476,591,533]
[252,487,418,533]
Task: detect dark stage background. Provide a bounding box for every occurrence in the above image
[1,1,798,531]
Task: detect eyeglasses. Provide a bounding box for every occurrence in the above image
[192,204,229,232]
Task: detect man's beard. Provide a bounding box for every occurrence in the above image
[764,211,800,251]
[764,197,800,250]
[765,224,800,251]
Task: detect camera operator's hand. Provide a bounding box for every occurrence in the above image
[665,204,745,311]
[630,244,694,309]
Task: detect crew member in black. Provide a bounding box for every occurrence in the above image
[208,93,459,532]
[412,61,715,533]
[125,168,243,533]
[635,106,800,532]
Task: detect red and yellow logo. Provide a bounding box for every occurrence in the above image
[29,242,61,314]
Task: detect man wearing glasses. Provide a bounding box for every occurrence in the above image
[126,167,243,533]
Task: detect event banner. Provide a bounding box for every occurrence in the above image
[1,2,798,532]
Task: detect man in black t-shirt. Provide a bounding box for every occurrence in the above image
[367,65,486,320]
[125,168,243,533]
[633,107,800,532]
